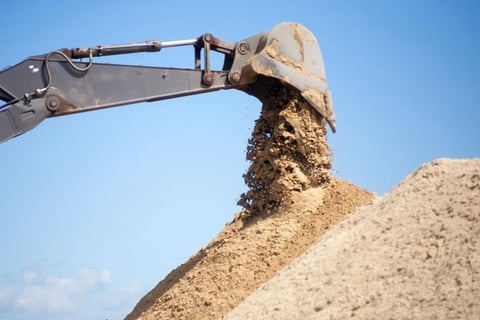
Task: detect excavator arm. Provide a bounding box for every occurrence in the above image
[0,22,336,143]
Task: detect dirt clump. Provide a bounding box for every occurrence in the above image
[237,81,332,215]
[125,82,374,320]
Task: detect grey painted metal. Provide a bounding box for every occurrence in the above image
[0,22,336,143]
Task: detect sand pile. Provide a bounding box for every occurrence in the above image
[125,83,374,320]
[223,158,480,319]
[125,179,372,320]
[124,77,479,319]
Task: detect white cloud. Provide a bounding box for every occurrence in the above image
[102,282,145,310]
[0,286,16,306]
[21,272,37,283]
[0,268,111,315]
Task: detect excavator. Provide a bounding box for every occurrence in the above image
[0,22,336,144]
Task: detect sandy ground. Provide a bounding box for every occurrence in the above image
[223,158,480,319]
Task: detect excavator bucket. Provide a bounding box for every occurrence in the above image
[242,22,336,132]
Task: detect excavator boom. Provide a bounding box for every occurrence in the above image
[0,22,335,143]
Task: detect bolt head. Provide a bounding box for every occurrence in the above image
[46,97,60,112]
[238,42,250,55]
[203,73,214,86]
[203,33,213,43]
[230,72,241,83]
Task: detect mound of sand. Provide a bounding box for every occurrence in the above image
[124,80,479,320]
[223,158,480,319]
[126,178,373,320]
[125,83,374,320]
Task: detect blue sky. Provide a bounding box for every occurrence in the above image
[1,1,479,319]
